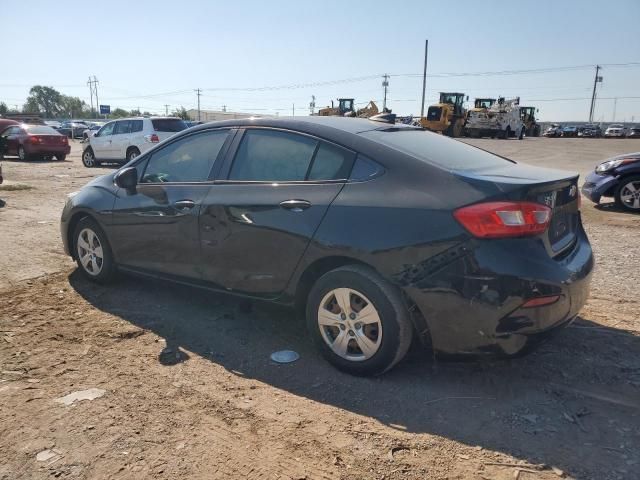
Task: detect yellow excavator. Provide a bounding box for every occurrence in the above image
[520,106,541,137]
[420,92,468,137]
[317,98,380,118]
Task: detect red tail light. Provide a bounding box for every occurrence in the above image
[30,135,43,144]
[522,295,560,308]
[60,136,68,144]
[453,201,551,238]
[145,133,160,143]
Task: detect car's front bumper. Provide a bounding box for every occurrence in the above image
[403,226,594,356]
[581,170,618,203]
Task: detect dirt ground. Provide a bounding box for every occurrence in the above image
[1,137,639,480]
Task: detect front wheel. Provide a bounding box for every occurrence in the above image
[615,175,640,212]
[306,265,413,376]
[73,217,117,283]
[82,147,96,167]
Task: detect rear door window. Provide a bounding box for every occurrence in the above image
[141,129,229,183]
[151,119,188,132]
[307,142,354,181]
[130,120,143,133]
[114,120,131,135]
[229,129,317,181]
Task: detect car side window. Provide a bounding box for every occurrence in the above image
[96,122,115,137]
[349,154,385,181]
[130,120,143,133]
[307,142,354,181]
[141,130,229,184]
[114,120,131,135]
[229,129,317,181]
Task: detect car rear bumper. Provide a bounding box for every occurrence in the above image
[581,171,617,203]
[26,144,71,155]
[403,225,594,356]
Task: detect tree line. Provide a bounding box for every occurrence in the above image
[0,86,190,120]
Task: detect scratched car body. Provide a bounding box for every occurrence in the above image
[61,117,593,375]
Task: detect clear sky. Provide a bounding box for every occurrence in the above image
[1,0,639,122]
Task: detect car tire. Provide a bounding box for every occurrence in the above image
[18,145,29,161]
[56,154,66,161]
[614,175,640,212]
[126,147,141,162]
[82,147,96,167]
[73,217,117,283]
[306,264,413,376]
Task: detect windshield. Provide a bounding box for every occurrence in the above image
[152,118,188,132]
[361,129,514,171]
[609,124,623,128]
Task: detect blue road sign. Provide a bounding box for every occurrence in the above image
[99,105,110,114]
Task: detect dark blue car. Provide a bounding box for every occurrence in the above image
[582,152,640,212]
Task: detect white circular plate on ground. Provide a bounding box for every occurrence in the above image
[270,350,300,364]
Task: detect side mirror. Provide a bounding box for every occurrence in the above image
[114,166,138,190]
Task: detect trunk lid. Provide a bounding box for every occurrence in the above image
[459,163,580,256]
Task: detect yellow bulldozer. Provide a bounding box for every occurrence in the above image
[317,98,380,118]
[420,92,468,137]
[519,106,541,137]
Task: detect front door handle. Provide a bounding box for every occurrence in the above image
[174,200,196,211]
[279,199,311,212]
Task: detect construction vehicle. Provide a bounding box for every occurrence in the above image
[464,97,524,139]
[519,106,541,137]
[420,92,467,137]
[471,98,496,111]
[317,98,381,118]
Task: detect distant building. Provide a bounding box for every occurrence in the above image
[186,109,267,122]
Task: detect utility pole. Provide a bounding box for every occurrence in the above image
[589,65,602,123]
[195,88,202,121]
[87,77,95,117]
[309,95,316,115]
[382,74,389,111]
[292,104,295,117]
[222,105,227,112]
[164,104,169,116]
[420,40,429,118]
[612,98,617,122]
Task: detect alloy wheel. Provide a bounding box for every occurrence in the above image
[317,288,382,361]
[619,180,640,210]
[76,228,104,275]
[18,146,25,160]
[83,150,95,167]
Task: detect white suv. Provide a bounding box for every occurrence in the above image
[81,117,188,167]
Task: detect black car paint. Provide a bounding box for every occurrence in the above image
[61,117,593,356]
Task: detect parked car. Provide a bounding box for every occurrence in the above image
[58,121,90,138]
[62,117,594,375]
[45,120,62,129]
[82,123,103,140]
[582,152,640,212]
[561,126,579,137]
[0,124,70,161]
[0,163,3,184]
[604,124,627,138]
[81,117,188,167]
[543,124,563,137]
[578,124,602,138]
[627,126,640,138]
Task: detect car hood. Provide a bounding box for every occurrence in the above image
[604,152,640,162]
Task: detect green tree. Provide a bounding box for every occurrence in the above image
[23,86,63,117]
[0,102,7,116]
[171,106,190,120]
[130,109,141,116]
[59,95,91,119]
[109,108,130,119]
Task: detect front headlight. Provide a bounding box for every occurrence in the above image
[596,158,638,173]
[67,190,80,199]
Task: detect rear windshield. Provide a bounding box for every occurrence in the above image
[25,125,59,135]
[361,129,514,171]
[151,119,187,132]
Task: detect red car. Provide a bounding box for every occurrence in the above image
[0,124,70,161]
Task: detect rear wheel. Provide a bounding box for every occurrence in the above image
[18,145,29,161]
[615,175,640,212]
[126,147,141,162]
[73,217,117,283]
[306,265,413,376]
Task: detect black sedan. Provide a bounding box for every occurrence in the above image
[582,152,640,212]
[60,117,593,375]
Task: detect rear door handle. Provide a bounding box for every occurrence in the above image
[174,200,196,211]
[279,199,311,212]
